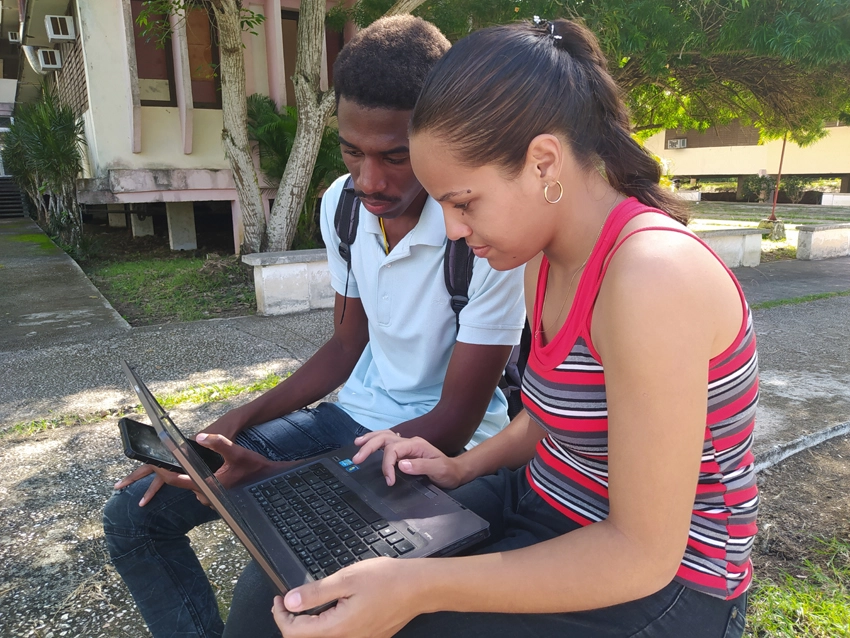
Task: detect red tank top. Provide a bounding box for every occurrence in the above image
[523,198,759,600]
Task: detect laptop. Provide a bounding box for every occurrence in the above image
[121,361,489,601]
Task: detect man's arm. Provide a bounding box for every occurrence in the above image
[391,342,512,453]
[205,293,370,439]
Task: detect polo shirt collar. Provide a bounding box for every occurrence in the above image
[362,195,446,248]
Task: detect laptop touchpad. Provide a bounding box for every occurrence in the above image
[347,458,425,511]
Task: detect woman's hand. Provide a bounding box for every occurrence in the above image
[352,431,467,489]
[272,557,422,638]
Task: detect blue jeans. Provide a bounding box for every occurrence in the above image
[223,467,748,638]
[102,403,369,638]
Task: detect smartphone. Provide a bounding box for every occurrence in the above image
[118,417,224,474]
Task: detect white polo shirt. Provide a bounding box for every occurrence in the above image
[320,174,526,436]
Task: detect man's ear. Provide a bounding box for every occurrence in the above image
[525,134,563,183]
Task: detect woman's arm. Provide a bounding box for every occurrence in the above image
[274,232,743,638]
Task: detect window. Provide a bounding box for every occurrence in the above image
[130,0,176,106]
[186,5,221,108]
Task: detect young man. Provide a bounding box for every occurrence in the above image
[102,15,525,638]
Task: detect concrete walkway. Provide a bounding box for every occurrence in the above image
[1,218,848,462]
[0,218,129,352]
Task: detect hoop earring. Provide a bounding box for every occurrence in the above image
[544,181,563,204]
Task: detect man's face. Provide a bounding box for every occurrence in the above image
[336,98,423,220]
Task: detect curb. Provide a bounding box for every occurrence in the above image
[755,420,850,473]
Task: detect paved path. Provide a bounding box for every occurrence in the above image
[1,218,848,460]
[0,218,129,352]
[734,255,850,305]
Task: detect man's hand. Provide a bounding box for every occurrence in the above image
[114,433,291,508]
[199,410,245,442]
[352,431,466,490]
[113,464,166,507]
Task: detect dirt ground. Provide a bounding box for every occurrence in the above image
[753,434,850,582]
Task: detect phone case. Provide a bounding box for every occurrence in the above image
[118,417,185,473]
[118,417,224,473]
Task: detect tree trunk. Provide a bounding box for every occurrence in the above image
[264,0,428,251]
[384,0,428,17]
[209,0,266,254]
[266,0,335,251]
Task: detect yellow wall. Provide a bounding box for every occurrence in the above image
[645,127,850,177]
[77,1,270,176]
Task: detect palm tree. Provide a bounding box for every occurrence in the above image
[1,88,86,247]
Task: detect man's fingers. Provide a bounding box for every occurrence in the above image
[114,463,154,489]
[139,474,164,507]
[194,432,233,453]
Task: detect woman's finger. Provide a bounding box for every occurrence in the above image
[352,431,398,464]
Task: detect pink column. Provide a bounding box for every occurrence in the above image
[231,197,245,255]
[170,11,194,154]
[119,0,142,153]
[264,0,286,107]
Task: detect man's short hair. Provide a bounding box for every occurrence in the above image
[333,15,450,110]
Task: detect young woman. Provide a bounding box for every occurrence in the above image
[271,18,758,638]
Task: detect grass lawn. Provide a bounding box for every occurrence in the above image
[78,223,256,326]
[747,537,850,637]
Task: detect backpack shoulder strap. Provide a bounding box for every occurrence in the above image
[443,237,475,332]
[333,175,359,265]
[333,176,359,323]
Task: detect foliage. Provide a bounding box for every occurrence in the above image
[780,175,812,204]
[1,87,87,248]
[247,94,347,248]
[350,0,850,145]
[741,174,776,202]
[135,0,266,47]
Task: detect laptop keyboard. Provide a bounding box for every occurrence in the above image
[250,462,416,579]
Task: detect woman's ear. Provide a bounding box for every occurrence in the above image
[526,134,563,183]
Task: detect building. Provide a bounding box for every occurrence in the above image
[643,120,850,200]
[7,0,350,252]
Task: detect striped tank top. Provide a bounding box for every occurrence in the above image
[523,198,759,600]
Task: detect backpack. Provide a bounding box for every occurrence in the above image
[333,176,530,419]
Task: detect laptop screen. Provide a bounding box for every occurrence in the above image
[121,360,290,594]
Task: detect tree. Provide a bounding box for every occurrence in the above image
[137,0,428,253]
[354,0,850,146]
[264,0,428,250]
[246,94,346,249]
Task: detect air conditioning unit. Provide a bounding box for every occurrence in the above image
[45,15,76,43]
[667,138,688,149]
[38,48,62,71]
[8,31,20,44]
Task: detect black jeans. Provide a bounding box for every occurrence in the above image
[224,467,748,638]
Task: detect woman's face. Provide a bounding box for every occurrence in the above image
[410,133,556,271]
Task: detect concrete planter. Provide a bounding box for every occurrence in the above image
[242,249,334,316]
[820,193,850,206]
[695,228,767,268]
[796,223,850,261]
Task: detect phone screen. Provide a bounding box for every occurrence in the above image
[127,421,178,466]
